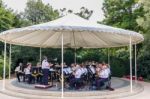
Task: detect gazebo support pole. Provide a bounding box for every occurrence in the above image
[129,36,133,93]
[108,48,110,65]
[61,33,64,98]
[9,44,12,79]
[40,47,42,63]
[135,44,137,83]
[2,41,7,91]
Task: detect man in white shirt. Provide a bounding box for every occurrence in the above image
[81,66,88,75]
[89,65,96,74]
[96,64,110,90]
[15,63,25,82]
[41,56,52,85]
[69,65,83,89]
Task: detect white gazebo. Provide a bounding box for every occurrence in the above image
[0,14,144,98]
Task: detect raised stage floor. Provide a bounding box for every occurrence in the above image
[0,77,144,99]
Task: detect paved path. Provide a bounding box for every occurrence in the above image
[0,80,22,99]
[121,81,150,99]
[0,79,149,99]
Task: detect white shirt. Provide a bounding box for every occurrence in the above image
[15,66,21,72]
[99,68,110,78]
[81,67,88,74]
[75,68,82,78]
[63,67,73,74]
[63,68,68,74]
[24,67,31,75]
[15,65,23,72]
[71,66,76,71]
[67,67,72,74]
[89,65,96,74]
[42,59,49,69]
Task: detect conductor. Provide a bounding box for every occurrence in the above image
[42,56,52,85]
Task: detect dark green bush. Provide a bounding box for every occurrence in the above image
[0,55,9,78]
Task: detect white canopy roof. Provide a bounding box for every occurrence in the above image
[0,14,144,48]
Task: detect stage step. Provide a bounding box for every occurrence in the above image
[0,78,144,99]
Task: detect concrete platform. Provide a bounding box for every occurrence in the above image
[0,77,144,99]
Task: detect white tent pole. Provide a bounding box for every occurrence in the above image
[129,36,133,93]
[2,41,7,91]
[108,48,110,65]
[40,47,42,63]
[135,44,137,83]
[9,44,11,79]
[61,33,64,98]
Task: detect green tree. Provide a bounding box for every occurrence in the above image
[102,0,143,31]
[24,0,59,24]
[76,7,93,20]
[136,0,150,79]
[13,12,32,28]
[102,0,144,76]
[0,0,15,32]
[10,0,60,68]
[60,7,93,20]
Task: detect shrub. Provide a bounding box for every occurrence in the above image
[0,55,9,78]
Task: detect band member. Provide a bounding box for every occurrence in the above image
[69,64,83,89]
[96,63,102,76]
[42,56,52,85]
[88,63,96,81]
[96,63,114,90]
[71,63,76,72]
[24,63,32,84]
[63,64,73,75]
[80,63,88,75]
[15,62,25,82]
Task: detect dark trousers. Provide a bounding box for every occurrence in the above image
[37,75,43,83]
[25,74,32,84]
[69,78,81,88]
[16,72,25,82]
[42,69,49,85]
[96,78,108,89]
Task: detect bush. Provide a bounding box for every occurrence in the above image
[0,55,9,78]
[110,57,126,77]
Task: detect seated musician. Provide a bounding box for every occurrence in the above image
[71,63,76,72]
[63,64,73,75]
[96,63,102,77]
[89,62,96,74]
[15,62,25,82]
[80,63,88,83]
[66,66,73,74]
[63,65,68,75]
[80,63,88,75]
[96,63,114,91]
[24,62,33,84]
[106,63,114,91]
[88,62,96,80]
[66,63,76,80]
[69,64,83,89]
[63,64,72,82]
